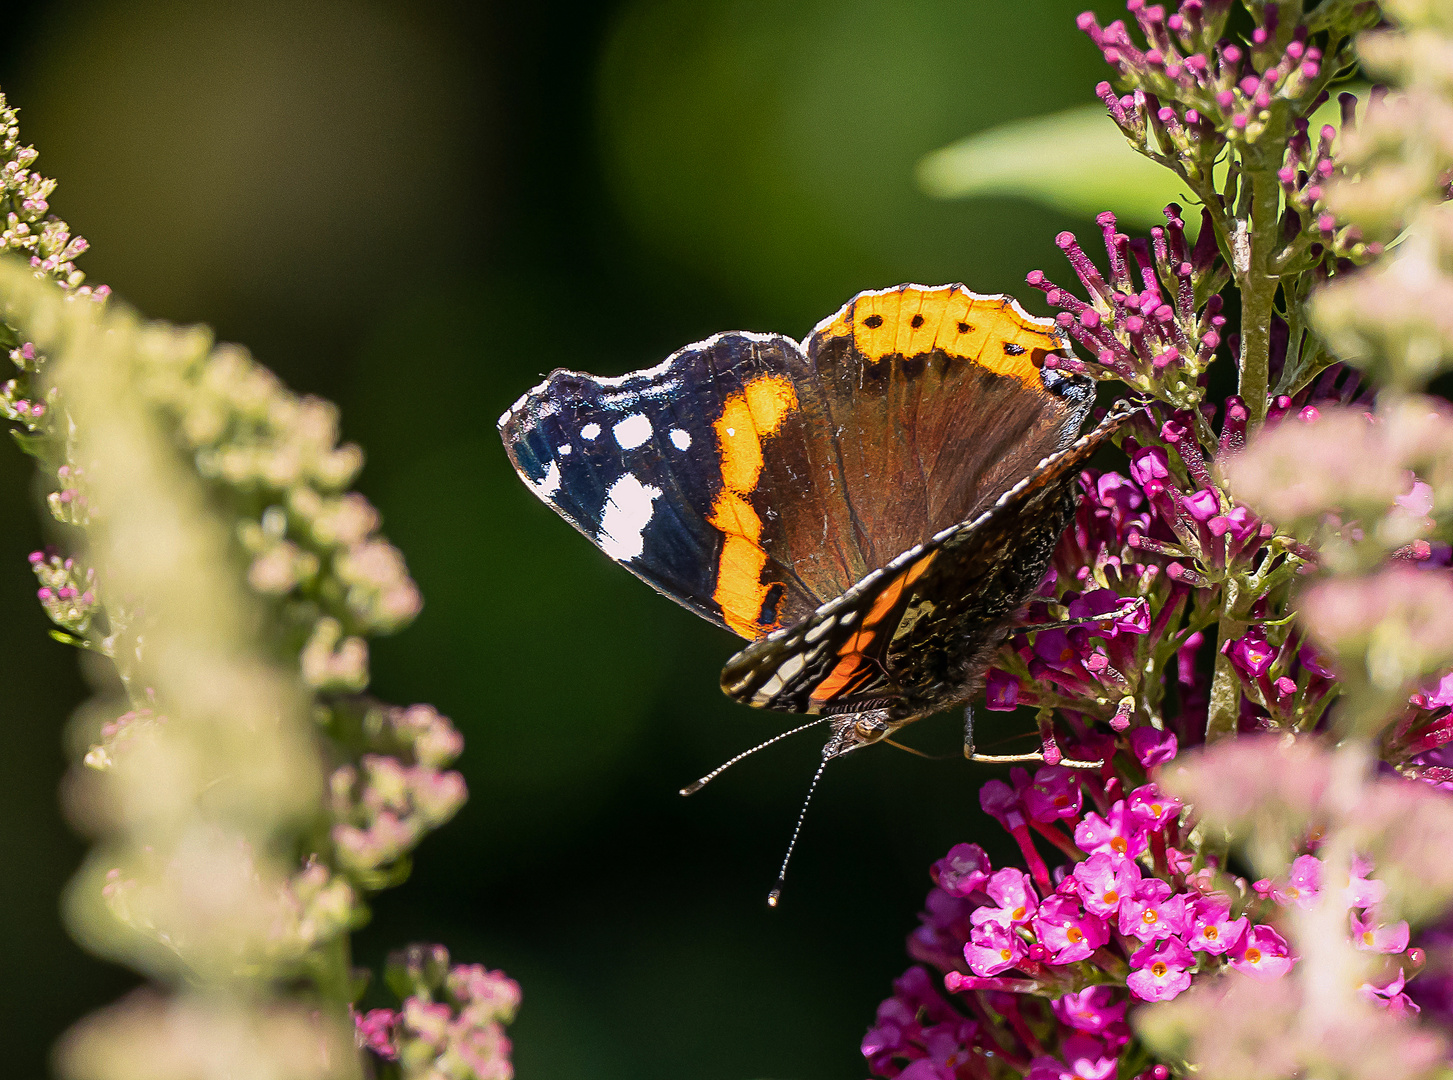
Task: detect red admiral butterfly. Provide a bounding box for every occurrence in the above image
[500,284,1131,896]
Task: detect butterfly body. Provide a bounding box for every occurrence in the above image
[500,283,1126,755]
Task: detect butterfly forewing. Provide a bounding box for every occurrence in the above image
[501,283,1107,673]
[801,284,1095,569]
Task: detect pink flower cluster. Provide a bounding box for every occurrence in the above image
[950,758,1294,1005]
[356,945,520,1080]
[865,752,1428,1079]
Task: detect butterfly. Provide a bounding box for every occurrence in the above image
[499,283,1131,895]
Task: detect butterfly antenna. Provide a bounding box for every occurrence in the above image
[679,716,832,796]
[766,754,829,908]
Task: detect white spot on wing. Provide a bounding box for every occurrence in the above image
[804,617,837,643]
[670,428,691,451]
[581,423,601,441]
[558,444,573,456]
[597,474,662,561]
[755,652,808,702]
[533,460,561,498]
[613,413,653,450]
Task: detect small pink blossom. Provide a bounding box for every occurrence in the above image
[1127,783,1182,828]
[1118,879,1190,942]
[1166,847,1194,875]
[984,667,1020,710]
[1362,969,1421,1015]
[1023,765,1083,822]
[1074,801,1149,859]
[355,1008,399,1060]
[1051,986,1127,1037]
[932,843,991,897]
[1273,854,1321,909]
[1226,628,1275,678]
[1344,855,1388,910]
[1351,909,1410,953]
[969,868,1038,929]
[1032,896,1109,964]
[1228,924,1294,980]
[979,779,1028,831]
[1072,852,1142,918]
[1128,727,1178,767]
[1026,1035,1118,1080]
[1129,445,1170,487]
[1185,897,1248,955]
[1127,937,1195,1002]
[964,921,1025,977]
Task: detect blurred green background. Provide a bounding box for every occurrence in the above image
[0,1,1142,1076]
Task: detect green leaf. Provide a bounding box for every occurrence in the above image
[917,103,1191,227]
[918,87,1371,228]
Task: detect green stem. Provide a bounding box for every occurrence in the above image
[1205,579,1247,741]
[1237,163,1285,424]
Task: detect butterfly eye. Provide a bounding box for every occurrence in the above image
[854,718,882,740]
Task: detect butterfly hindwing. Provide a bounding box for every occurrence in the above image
[719,403,1136,717]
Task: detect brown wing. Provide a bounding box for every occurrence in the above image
[720,403,1137,717]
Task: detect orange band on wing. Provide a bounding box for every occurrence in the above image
[816,285,1060,387]
[811,653,869,704]
[708,374,799,638]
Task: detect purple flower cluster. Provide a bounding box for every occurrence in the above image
[1077,1,1336,142]
[1027,206,1222,408]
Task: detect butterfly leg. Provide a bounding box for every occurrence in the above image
[963,704,1103,770]
[1018,597,1146,635]
[963,703,1042,764]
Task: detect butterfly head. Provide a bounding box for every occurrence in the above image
[822,709,903,759]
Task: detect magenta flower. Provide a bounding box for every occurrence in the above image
[1228,925,1294,980]
[1118,879,1190,942]
[355,1008,400,1060]
[1127,783,1182,828]
[1074,801,1150,859]
[979,779,1028,832]
[1073,852,1143,918]
[1024,765,1084,822]
[984,667,1019,711]
[1068,588,1150,634]
[1129,445,1170,487]
[969,868,1038,929]
[1351,909,1411,953]
[1027,1035,1119,1080]
[932,842,991,897]
[1227,628,1275,679]
[1034,896,1110,963]
[1273,854,1321,909]
[1052,986,1128,1038]
[964,922,1025,977]
[1034,628,1090,675]
[1344,857,1389,909]
[1128,727,1178,767]
[1127,937,1196,1002]
[1185,898,1248,956]
[1182,488,1220,522]
[1363,969,1422,1016]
